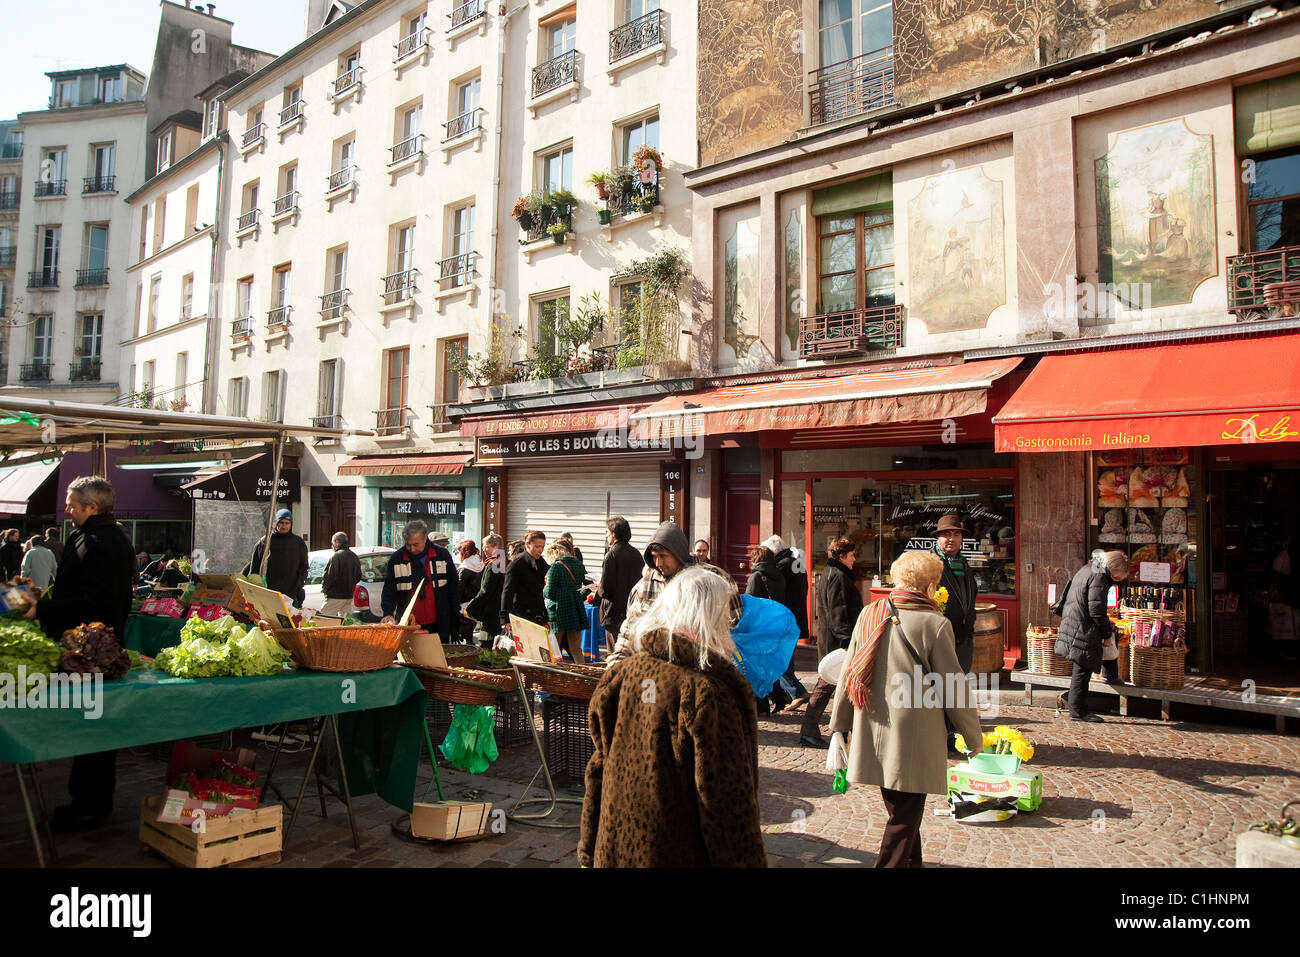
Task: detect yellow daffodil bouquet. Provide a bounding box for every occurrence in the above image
[934,586,949,612]
[954,726,1036,771]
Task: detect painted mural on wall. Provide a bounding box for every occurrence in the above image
[907,166,1006,333]
[698,0,803,167]
[722,218,762,364]
[892,0,1218,105]
[783,208,803,355]
[1094,118,1217,308]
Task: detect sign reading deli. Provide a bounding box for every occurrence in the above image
[477,429,675,462]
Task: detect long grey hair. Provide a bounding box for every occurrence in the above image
[630,566,738,670]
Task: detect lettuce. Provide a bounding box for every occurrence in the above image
[157,614,290,678]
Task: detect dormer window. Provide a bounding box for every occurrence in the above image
[157,130,172,172]
[99,74,121,103]
[55,80,77,109]
[203,98,220,139]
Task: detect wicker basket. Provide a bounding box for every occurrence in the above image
[441,644,482,669]
[1119,604,1186,623]
[1025,626,1072,677]
[408,664,519,706]
[515,660,605,702]
[1129,637,1188,690]
[271,624,414,672]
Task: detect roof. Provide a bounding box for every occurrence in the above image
[46,64,147,80]
[151,109,203,134]
[124,135,223,203]
[195,70,252,100]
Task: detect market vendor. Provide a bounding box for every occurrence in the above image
[244,508,310,608]
[380,519,459,640]
[932,512,978,674]
[24,475,135,832]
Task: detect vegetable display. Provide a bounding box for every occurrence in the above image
[0,618,62,679]
[154,614,291,678]
[58,622,131,679]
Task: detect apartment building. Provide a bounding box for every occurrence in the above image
[0,120,23,381]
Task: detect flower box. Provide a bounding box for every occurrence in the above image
[947,762,1042,812]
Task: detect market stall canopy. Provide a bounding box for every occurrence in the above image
[337,453,472,476]
[992,333,1300,453]
[0,458,60,513]
[629,358,1022,438]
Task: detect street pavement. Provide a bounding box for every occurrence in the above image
[3,676,1297,868]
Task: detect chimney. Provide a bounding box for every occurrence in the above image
[207,3,216,14]
[184,0,191,7]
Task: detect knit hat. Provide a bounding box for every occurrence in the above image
[762,535,786,553]
[275,508,292,523]
[1103,550,1129,579]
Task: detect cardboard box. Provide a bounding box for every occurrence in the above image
[188,603,229,621]
[227,578,297,628]
[141,596,187,618]
[947,762,1042,812]
[410,800,493,841]
[158,740,261,826]
[184,574,236,607]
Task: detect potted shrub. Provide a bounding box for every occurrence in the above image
[607,166,634,208]
[547,221,570,244]
[547,186,578,220]
[598,207,612,225]
[586,170,610,200]
[511,195,533,231]
[632,191,655,214]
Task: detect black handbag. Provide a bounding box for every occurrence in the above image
[1048,578,1071,618]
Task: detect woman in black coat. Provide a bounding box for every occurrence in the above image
[799,537,863,747]
[744,545,787,603]
[1055,550,1129,722]
[500,532,549,630]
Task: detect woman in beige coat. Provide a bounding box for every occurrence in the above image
[828,549,983,867]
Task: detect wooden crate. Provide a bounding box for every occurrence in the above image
[139,793,282,868]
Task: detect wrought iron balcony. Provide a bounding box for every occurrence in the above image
[443,108,481,141]
[0,246,15,266]
[75,268,108,287]
[437,251,476,288]
[1227,244,1300,315]
[809,46,895,125]
[230,316,253,339]
[328,165,354,192]
[382,268,417,304]
[273,191,298,216]
[333,66,362,97]
[390,133,424,164]
[28,269,58,288]
[311,413,343,430]
[610,9,663,62]
[531,49,578,99]
[236,209,259,232]
[267,306,292,329]
[83,175,115,194]
[428,402,455,434]
[449,0,484,30]
[609,181,659,219]
[242,123,264,147]
[34,180,66,198]
[798,303,905,359]
[396,26,429,59]
[320,288,349,320]
[20,361,52,382]
[521,208,571,244]
[0,143,21,159]
[0,191,16,210]
[279,100,303,125]
[374,406,411,436]
[68,358,102,382]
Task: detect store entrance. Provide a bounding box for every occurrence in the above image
[1208,463,1300,690]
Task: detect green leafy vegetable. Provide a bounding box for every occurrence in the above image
[0,619,62,680]
[157,614,291,678]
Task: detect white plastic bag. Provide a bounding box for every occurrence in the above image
[1101,637,1119,661]
[818,647,848,684]
[825,731,849,772]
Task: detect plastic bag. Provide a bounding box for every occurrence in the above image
[818,648,847,684]
[729,595,800,697]
[438,704,500,774]
[1101,637,1119,661]
[826,731,850,793]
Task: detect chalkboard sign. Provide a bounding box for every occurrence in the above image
[193,500,271,575]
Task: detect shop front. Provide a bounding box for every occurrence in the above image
[335,453,478,552]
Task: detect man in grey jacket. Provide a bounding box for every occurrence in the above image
[321,532,364,617]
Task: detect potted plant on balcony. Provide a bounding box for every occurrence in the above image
[607,165,634,207]
[513,192,544,232]
[631,144,664,185]
[546,187,578,221]
[586,170,610,200]
[632,190,655,214]
[547,221,571,245]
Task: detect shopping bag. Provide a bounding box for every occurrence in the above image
[729,595,800,697]
[438,705,500,774]
[1101,637,1119,661]
[826,732,850,793]
[818,647,847,684]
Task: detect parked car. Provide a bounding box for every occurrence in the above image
[302,547,393,622]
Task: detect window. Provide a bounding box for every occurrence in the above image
[262,370,286,423]
[407,10,428,37]
[535,294,570,359]
[623,0,660,21]
[317,359,340,423]
[85,225,108,270]
[138,207,149,260]
[1245,150,1300,252]
[228,377,249,417]
[148,276,161,333]
[40,226,60,274]
[157,131,172,171]
[331,137,355,190]
[276,163,298,213]
[271,264,292,321]
[441,337,467,407]
[237,277,253,320]
[55,80,76,108]
[180,273,195,320]
[456,77,481,116]
[203,98,220,139]
[175,353,189,408]
[387,223,416,301]
[323,246,347,319]
[817,205,895,313]
[40,148,67,190]
[345,49,361,73]
[92,143,115,180]
[394,101,423,160]
[142,360,155,395]
[620,114,659,165]
[616,279,648,344]
[240,181,258,224]
[819,0,893,67]
[32,316,52,362]
[542,145,573,193]
[449,204,474,286]
[134,282,143,335]
[128,364,136,394]
[185,184,200,232]
[545,14,577,60]
[80,314,103,359]
[153,196,166,251]
[99,74,121,102]
[383,347,409,417]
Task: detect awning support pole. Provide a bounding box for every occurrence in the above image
[258,434,285,581]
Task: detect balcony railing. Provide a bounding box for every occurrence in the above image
[242,123,264,148]
[390,133,424,164]
[237,209,259,232]
[0,143,21,159]
[443,107,481,141]
[798,303,905,358]
[279,100,303,125]
[0,246,15,266]
[273,191,298,216]
[382,268,417,304]
[374,406,411,436]
[428,403,455,434]
[809,46,895,125]
[311,413,343,430]
[20,362,52,382]
[449,0,484,30]
[610,9,663,63]
[230,316,253,339]
[320,288,349,320]
[75,267,108,287]
[68,358,102,382]
[334,66,362,97]
[531,49,578,99]
[28,269,58,288]
[0,191,16,210]
[267,306,292,329]
[83,175,115,194]
[521,207,571,244]
[609,181,659,219]
[1227,245,1300,315]
[437,251,476,288]
[396,26,429,59]
[34,180,67,198]
[328,165,354,192]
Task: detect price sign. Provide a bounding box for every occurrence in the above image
[1139,562,1172,583]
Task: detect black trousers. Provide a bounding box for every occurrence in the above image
[1068,658,1120,717]
[877,788,927,867]
[800,678,835,738]
[68,749,118,814]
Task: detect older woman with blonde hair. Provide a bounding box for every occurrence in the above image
[828,549,982,868]
[579,567,766,868]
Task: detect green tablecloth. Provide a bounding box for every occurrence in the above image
[0,667,427,811]
[124,613,186,658]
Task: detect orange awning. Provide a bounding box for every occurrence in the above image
[337,454,471,476]
[630,358,1022,438]
[993,334,1300,453]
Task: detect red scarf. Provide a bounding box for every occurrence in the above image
[844,588,938,711]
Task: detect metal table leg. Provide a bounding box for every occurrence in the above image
[328,714,361,850]
[260,724,293,806]
[282,713,362,851]
[283,717,327,850]
[13,764,47,868]
[505,662,582,829]
[421,721,445,802]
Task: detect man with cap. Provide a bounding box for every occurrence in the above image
[933,512,978,673]
[245,508,310,608]
[381,520,460,640]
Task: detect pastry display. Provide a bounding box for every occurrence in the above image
[1098,469,1129,508]
[1128,467,1160,507]
[1127,508,1157,543]
[1098,508,1127,543]
[1162,467,1191,507]
[1160,508,1188,544]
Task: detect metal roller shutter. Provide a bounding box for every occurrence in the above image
[505,461,662,570]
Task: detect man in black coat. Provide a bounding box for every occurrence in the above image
[933,512,978,674]
[801,537,863,748]
[597,516,644,652]
[245,508,310,608]
[380,520,459,640]
[27,476,136,831]
[501,530,549,630]
[321,532,364,617]
[0,528,23,579]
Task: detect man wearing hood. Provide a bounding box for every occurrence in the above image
[245,508,310,608]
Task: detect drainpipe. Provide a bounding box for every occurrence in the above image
[488,4,529,354]
[202,134,227,415]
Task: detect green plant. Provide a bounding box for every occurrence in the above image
[448,320,523,387]
[606,166,634,204]
[546,187,578,215]
[546,221,570,237]
[631,144,664,180]
[586,171,609,197]
[621,246,690,295]
[632,191,655,213]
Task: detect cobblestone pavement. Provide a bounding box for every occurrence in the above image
[3,678,1297,868]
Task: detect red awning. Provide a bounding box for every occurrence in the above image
[458,403,645,438]
[337,454,472,476]
[630,358,1022,438]
[993,334,1300,453]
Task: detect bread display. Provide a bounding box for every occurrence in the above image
[1127,508,1157,543]
[1098,469,1129,508]
[1098,508,1127,543]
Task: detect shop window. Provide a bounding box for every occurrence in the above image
[1245,150,1300,252]
[378,488,464,549]
[1093,449,1195,599]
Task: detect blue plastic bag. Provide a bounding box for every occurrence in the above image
[730,594,800,697]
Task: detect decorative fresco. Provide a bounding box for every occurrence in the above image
[1094,118,1217,308]
[698,0,804,167]
[907,166,1006,333]
[783,208,802,355]
[893,0,1219,105]
[723,218,761,363]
